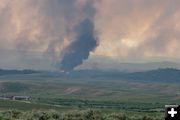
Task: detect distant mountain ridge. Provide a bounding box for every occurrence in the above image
[79,60,180,72]
[0,69,39,76]
[0,67,180,83]
[120,68,180,82]
[65,68,180,83]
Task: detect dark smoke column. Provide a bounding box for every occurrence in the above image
[59,0,98,72]
[60,18,98,72]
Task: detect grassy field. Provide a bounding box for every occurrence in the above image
[0,73,179,102]
[0,73,179,119]
[0,100,164,120]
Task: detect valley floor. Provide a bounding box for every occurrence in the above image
[0,73,179,119]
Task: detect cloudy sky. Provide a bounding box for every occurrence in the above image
[0,0,180,70]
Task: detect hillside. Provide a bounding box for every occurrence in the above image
[59,68,180,83]
[121,68,180,82]
[78,58,180,72]
[0,68,179,119]
[0,69,39,76]
[0,68,179,83]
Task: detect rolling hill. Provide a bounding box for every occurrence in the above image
[59,68,180,83]
[0,68,179,83]
[0,69,39,76]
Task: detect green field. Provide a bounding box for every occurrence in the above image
[0,100,164,120]
[0,73,179,119]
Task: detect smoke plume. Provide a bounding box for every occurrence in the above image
[1,0,180,70]
[60,1,98,72]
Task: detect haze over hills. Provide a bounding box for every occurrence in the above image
[0,67,179,83]
[59,68,180,83]
[78,59,180,72]
[0,69,39,76]
[1,49,180,72]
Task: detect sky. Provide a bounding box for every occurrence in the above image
[0,0,180,70]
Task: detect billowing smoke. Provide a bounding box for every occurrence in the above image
[60,1,98,72]
[1,0,180,70]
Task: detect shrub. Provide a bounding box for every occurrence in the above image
[0,109,163,120]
